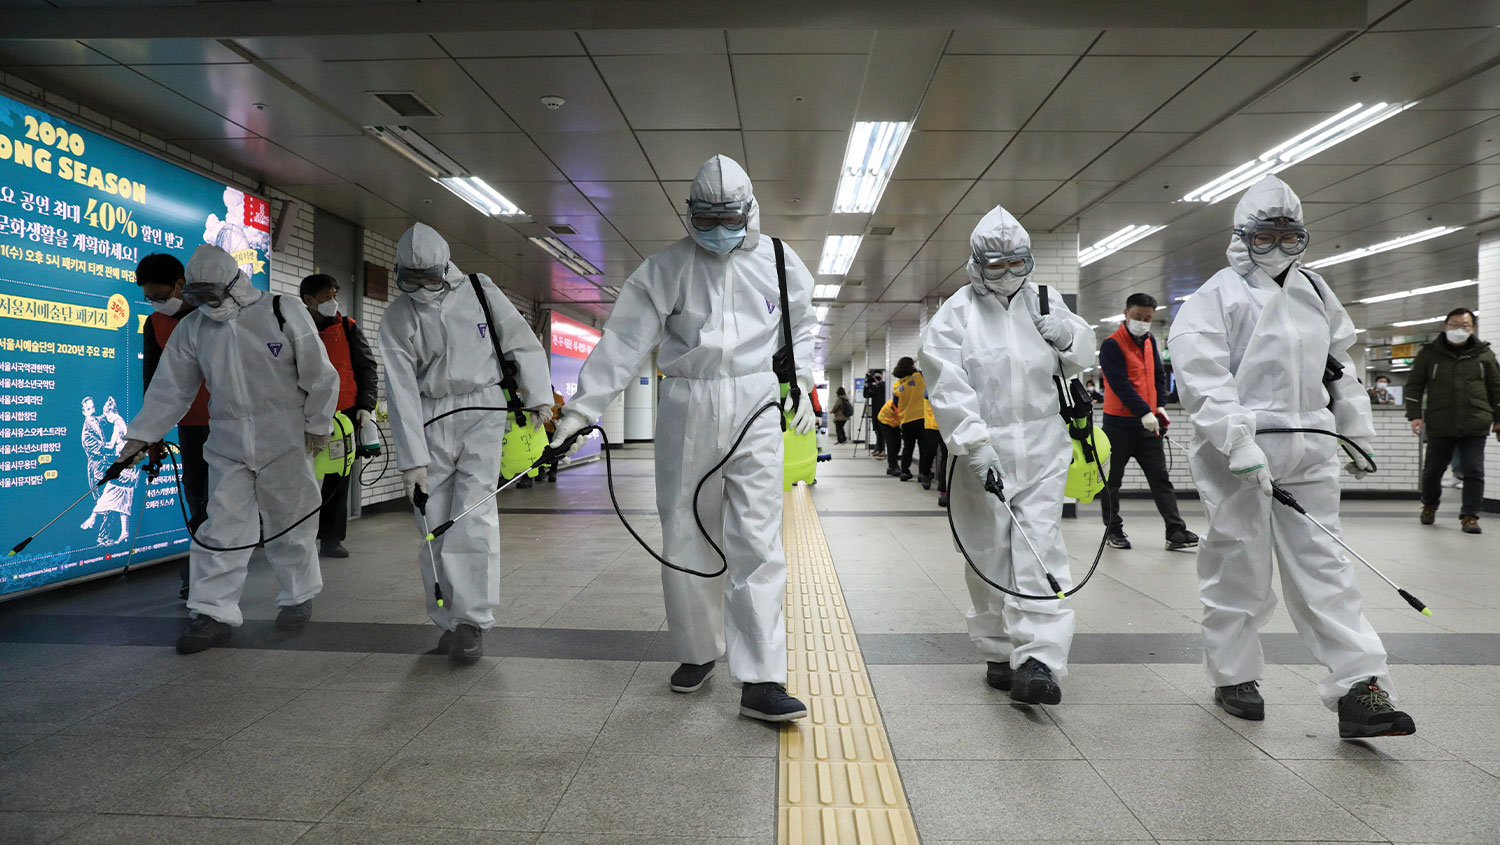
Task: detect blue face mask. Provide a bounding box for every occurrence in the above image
[694,225,745,255]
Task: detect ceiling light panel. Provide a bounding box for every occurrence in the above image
[1391,316,1444,327]
[1303,226,1462,269]
[1180,102,1415,204]
[819,235,863,276]
[438,176,525,218]
[528,236,602,276]
[833,122,912,214]
[1357,279,1475,305]
[813,284,842,299]
[1078,224,1167,267]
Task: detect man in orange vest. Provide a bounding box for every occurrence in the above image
[137,253,212,601]
[1099,292,1198,552]
[301,274,379,558]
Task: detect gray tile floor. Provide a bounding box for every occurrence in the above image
[2,445,1497,844]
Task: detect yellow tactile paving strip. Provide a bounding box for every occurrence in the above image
[779,485,920,845]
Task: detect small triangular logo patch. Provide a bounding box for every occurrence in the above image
[478,323,488,338]
[765,298,776,314]
[267,342,283,357]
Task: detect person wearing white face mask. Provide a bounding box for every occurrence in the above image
[1169,175,1414,738]
[1097,292,1197,551]
[920,205,1094,705]
[136,253,211,601]
[1405,307,1500,534]
[547,155,816,722]
[379,223,552,665]
[117,245,340,653]
[301,273,379,558]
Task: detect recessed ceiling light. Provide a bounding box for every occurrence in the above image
[1078,225,1167,267]
[1304,226,1462,269]
[813,284,842,299]
[818,235,863,276]
[438,176,525,218]
[1357,279,1476,304]
[833,122,911,214]
[1390,315,1444,327]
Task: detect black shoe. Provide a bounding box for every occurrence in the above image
[937,492,949,509]
[275,600,312,632]
[1105,532,1131,550]
[1214,680,1265,721]
[740,682,808,722]
[1008,658,1061,705]
[919,475,932,489]
[669,661,716,693]
[515,476,534,489]
[450,623,483,665]
[899,471,913,482]
[1165,529,1199,551]
[546,471,557,482]
[1461,516,1482,534]
[320,541,349,558]
[175,616,231,654]
[1338,678,1415,738]
[436,629,454,655]
[886,467,900,477]
[985,661,1012,691]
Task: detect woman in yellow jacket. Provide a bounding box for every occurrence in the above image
[878,397,903,477]
[891,356,929,482]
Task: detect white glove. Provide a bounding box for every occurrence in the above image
[528,404,555,429]
[1032,313,1071,348]
[549,413,589,458]
[356,409,373,428]
[1342,440,1373,479]
[783,376,816,436]
[403,466,428,503]
[1140,412,1160,435]
[965,442,1004,485]
[1228,438,1273,496]
[116,438,150,468]
[305,431,330,455]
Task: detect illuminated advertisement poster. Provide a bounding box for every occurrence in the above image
[548,312,602,462]
[0,91,271,598]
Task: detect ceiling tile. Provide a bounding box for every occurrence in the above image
[1412,64,1500,112]
[1304,164,1458,203]
[10,65,251,139]
[955,180,1066,215]
[1167,112,1333,166]
[603,215,687,241]
[1229,30,1350,57]
[434,31,586,58]
[573,181,677,217]
[1028,56,1217,132]
[878,180,974,216]
[580,30,725,55]
[527,130,655,181]
[917,55,1077,131]
[595,54,739,130]
[1138,57,1303,133]
[262,58,519,134]
[494,181,596,218]
[1091,29,1250,56]
[234,34,447,61]
[423,132,567,182]
[637,130,747,180]
[1073,132,1195,181]
[896,131,1014,180]
[279,182,408,219]
[752,179,838,216]
[944,29,1101,55]
[179,136,340,185]
[742,130,847,182]
[134,63,357,137]
[461,57,626,134]
[732,54,865,130]
[0,39,114,65]
[1297,110,1498,167]
[978,131,1116,180]
[83,38,245,64]
[727,29,874,54]
[1392,115,1500,165]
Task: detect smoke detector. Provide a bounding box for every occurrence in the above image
[540,95,566,110]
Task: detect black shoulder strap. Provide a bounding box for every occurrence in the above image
[470,274,526,425]
[271,294,286,332]
[1037,284,1050,315]
[772,238,801,424]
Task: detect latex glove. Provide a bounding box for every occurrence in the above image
[305,431,330,455]
[965,442,1004,485]
[1228,438,1273,497]
[1032,313,1071,348]
[356,409,373,428]
[403,466,428,503]
[1140,412,1160,435]
[783,376,816,435]
[1156,407,1171,426]
[1410,418,1423,435]
[549,413,589,458]
[112,438,151,470]
[528,404,555,430]
[1341,440,1373,479]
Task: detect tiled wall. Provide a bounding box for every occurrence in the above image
[1478,230,1500,511]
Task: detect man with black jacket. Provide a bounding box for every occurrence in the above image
[300,274,379,557]
[1098,293,1197,551]
[1406,307,1500,534]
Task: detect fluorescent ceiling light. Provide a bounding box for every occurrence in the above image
[363,125,466,178]
[527,236,602,277]
[815,305,829,322]
[833,121,912,214]
[813,284,842,299]
[1174,293,1194,302]
[1180,102,1415,204]
[1390,315,1444,327]
[437,176,525,218]
[818,235,863,276]
[1357,278,1476,304]
[1078,225,1167,267]
[1099,316,1123,324]
[1304,226,1462,269]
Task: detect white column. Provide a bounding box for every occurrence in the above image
[1479,230,1500,510]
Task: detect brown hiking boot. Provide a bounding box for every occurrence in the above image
[1461,516,1482,534]
[1419,505,1436,525]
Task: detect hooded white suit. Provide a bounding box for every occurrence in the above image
[1169,175,1391,708]
[561,155,816,684]
[125,245,339,626]
[378,223,551,632]
[919,206,1094,674]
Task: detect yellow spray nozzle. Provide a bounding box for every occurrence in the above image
[437,599,445,607]
[1056,592,1066,600]
[1421,608,1433,617]
[425,533,435,541]
[5,550,14,557]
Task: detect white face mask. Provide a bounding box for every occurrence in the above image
[408,285,447,306]
[315,299,339,318]
[152,298,183,316]
[1254,250,1297,277]
[978,277,1025,297]
[1446,328,1472,345]
[1126,319,1152,337]
[202,299,240,322]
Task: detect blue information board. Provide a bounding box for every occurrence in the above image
[0,91,271,599]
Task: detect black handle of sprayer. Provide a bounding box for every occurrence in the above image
[1037,284,1049,315]
[1270,483,1304,514]
[984,468,1006,502]
[413,485,428,516]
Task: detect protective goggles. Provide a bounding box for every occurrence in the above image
[395,265,449,293]
[686,199,752,233]
[1234,220,1310,256]
[972,247,1034,281]
[181,276,237,308]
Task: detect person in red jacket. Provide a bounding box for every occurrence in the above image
[1098,292,1197,551]
[137,253,212,601]
[300,274,380,558]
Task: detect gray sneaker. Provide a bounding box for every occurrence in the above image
[275,600,312,631]
[1214,680,1265,721]
[740,682,808,722]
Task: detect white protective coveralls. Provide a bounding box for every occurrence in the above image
[919,206,1094,674]
[378,223,551,632]
[1168,175,1391,709]
[562,155,816,684]
[125,245,339,626]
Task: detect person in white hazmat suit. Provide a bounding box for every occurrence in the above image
[919,206,1093,705]
[379,223,552,665]
[115,244,340,654]
[548,155,816,722]
[1169,175,1415,738]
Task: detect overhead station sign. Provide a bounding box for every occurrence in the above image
[0,91,270,599]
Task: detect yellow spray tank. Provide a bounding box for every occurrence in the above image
[314,411,356,479]
[781,383,817,490]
